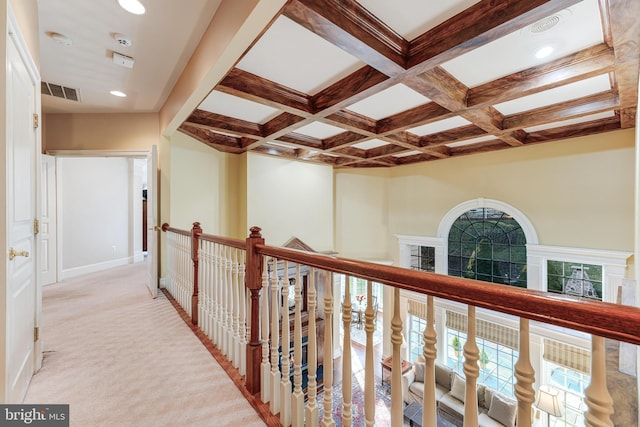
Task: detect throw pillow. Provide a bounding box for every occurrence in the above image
[487,392,517,427]
[450,373,466,402]
[435,363,452,389]
[414,362,425,382]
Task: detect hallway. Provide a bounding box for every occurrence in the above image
[23,262,265,427]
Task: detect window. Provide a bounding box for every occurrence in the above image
[445,329,518,397]
[448,208,527,287]
[547,261,602,300]
[410,245,435,272]
[408,315,427,362]
[547,362,589,426]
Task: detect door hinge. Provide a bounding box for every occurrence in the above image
[33,113,39,129]
[34,218,40,235]
[34,327,39,342]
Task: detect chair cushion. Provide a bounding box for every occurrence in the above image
[409,381,424,398]
[435,363,453,390]
[487,392,517,427]
[414,362,425,382]
[449,373,466,402]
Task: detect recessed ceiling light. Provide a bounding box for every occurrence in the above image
[110,90,127,97]
[535,46,554,59]
[47,32,72,46]
[118,0,145,15]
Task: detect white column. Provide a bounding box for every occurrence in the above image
[280,261,292,427]
[321,271,336,427]
[305,268,319,426]
[514,318,535,427]
[341,276,353,427]
[364,280,375,427]
[292,264,304,427]
[584,335,614,427]
[422,295,437,427]
[463,305,480,427]
[390,288,403,426]
[260,257,271,404]
[269,259,281,415]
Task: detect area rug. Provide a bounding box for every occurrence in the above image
[316,372,392,426]
[314,370,458,426]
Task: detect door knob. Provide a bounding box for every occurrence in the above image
[9,247,29,261]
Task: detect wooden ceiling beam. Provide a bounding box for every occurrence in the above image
[608,0,640,127]
[185,109,263,137]
[524,115,621,143]
[262,112,307,135]
[178,125,245,154]
[218,68,314,114]
[503,91,620,130]
[377,102,453,134]
[313,65,390,111]
[284,0,407,76]
[407,0,582,72]
[468,44,616,108]
[419,125,489,148]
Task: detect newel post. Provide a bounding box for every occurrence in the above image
[245,226,264,394]
[191,222,202,326]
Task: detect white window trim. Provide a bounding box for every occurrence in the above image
[528,244,632,303]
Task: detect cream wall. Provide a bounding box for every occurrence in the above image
[247,153,334,251]
[43,113,159,152]
[334,168,391,260]
[8,0,38,67]
[168,132,240,236]
[387,129,635,253]
[334,130,635,262]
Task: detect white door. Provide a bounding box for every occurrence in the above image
[146,145,158,297]
[6,14,39,403]
[40,155,57,285]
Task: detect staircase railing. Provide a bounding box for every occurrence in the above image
[162,223,640,427]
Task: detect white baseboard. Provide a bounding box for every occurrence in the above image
[159,277,167,289]
[133,251,145,263]
[60,257,133,280]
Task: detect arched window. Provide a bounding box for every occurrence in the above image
[447,207,527,287]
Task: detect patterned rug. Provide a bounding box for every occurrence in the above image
[315,370,457,426]
[316,372,392,426]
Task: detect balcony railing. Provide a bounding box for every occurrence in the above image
[162,223,640,427]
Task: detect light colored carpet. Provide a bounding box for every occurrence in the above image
[24,262,265,427]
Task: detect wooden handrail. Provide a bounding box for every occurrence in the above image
[256,243,640,346]
[200,233,246,250]
[161,223,190,236]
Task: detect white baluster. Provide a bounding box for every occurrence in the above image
[260,256,271,404]
[270,260,281,415]
[233,248,242,369]
[226,246,234,358]
[463,306,480,427]
[292,264,304,427]
[305,268,319,426]
[514,318,535,427]
[280,261,292,427]
[321,271,335,427]
[364,280,375,427]
[342,276,353,427]
[391,287,403,426]
[202,241,210,339]
[422,295,437,427]
[238,250,247,376]
[213,243,220,347]
[584,335,614,427]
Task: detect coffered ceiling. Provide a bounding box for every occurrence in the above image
[180,0,639,168]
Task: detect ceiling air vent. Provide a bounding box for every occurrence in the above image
[41,82,80,102]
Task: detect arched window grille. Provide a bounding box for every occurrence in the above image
[447,207,527,287]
